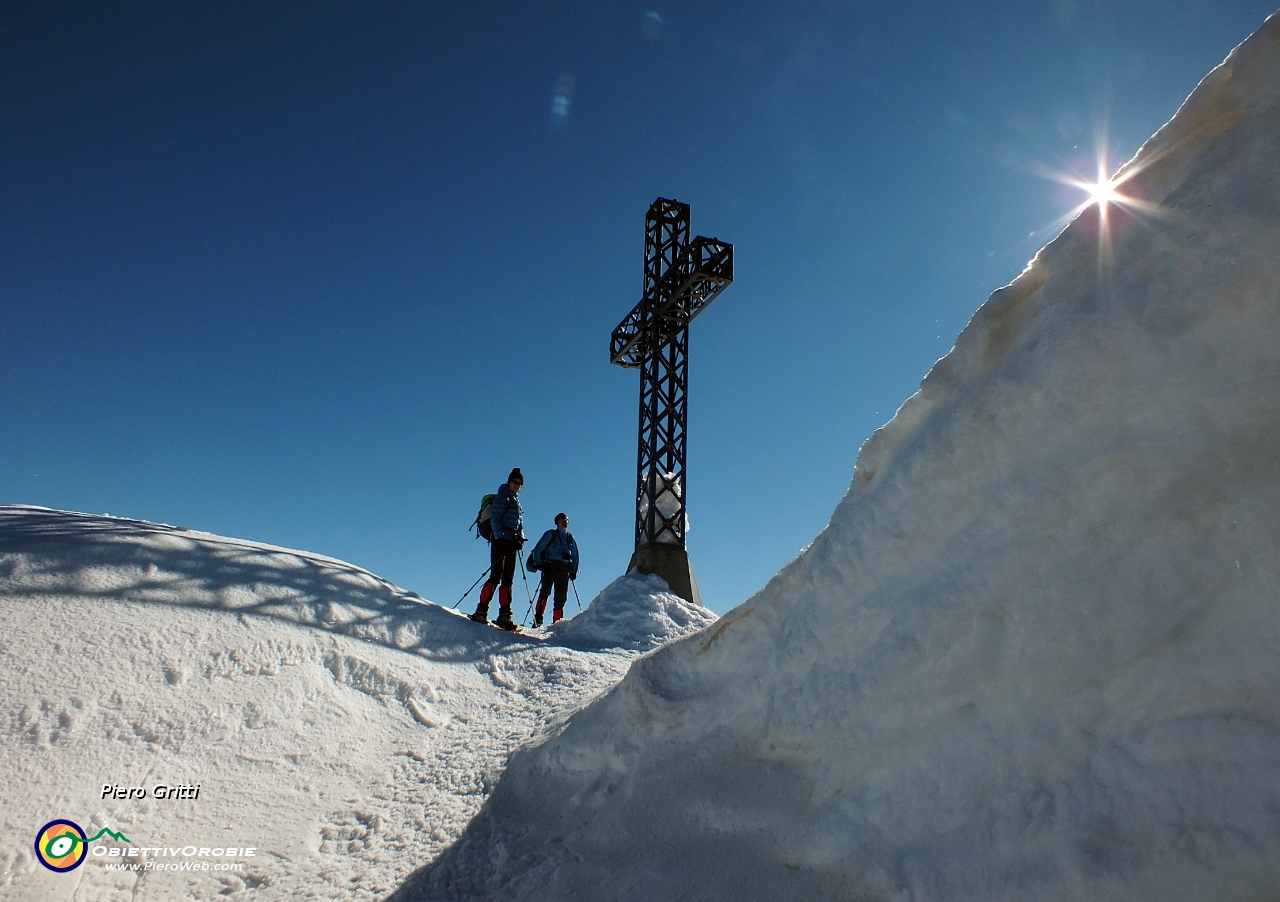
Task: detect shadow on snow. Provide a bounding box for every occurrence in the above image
[0,506,542,665]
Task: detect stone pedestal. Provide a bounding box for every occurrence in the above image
[627,544,703,607]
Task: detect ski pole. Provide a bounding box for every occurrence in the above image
[452,566,491,609]
[571,577,583,610]
[517,550,536,625]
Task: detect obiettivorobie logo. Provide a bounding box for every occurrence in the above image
[34,818,258,875]
[35,820,130,872]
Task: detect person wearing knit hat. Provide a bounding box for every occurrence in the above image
[527,512,579,628]
[471,468,526,630]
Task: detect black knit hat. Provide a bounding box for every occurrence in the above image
[508,468,524,485]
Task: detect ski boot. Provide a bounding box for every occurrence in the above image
[470,582,495,624]
[493,587,520,631]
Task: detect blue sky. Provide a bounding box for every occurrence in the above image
[2,1,1274,615]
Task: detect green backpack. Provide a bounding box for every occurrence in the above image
[472,493,496,541]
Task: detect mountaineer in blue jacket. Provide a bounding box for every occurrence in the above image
[471,468,526,630]
[528,512,579,628]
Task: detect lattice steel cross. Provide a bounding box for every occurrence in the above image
[610,198,733,550]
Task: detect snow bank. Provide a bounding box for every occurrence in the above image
[395,14,1280,902]
[553,570,718,652]
[0,506,689,901]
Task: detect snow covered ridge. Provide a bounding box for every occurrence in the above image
[396,14,1280,902]
[0,505,712,900]
[0,504,490,660]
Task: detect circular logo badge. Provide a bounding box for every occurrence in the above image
[35,820,88,872]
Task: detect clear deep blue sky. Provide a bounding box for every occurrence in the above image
[2,1,1274,615]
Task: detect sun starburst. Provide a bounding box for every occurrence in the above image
[1024,131,1167,278]
[1084,176,1121,208]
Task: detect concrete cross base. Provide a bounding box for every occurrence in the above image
[627,544,703,607]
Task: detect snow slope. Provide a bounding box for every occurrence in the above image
[396,14,1280,902]
[0,505,714,901]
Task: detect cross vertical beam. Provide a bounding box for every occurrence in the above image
[611,198,732,603]
[636,199,690,548]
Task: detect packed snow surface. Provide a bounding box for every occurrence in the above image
[0,506,714,901]
[395,15,1280,902]
[556,570,716,652]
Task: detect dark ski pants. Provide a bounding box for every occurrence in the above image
[487,539,520,589]
[536,561,570,615]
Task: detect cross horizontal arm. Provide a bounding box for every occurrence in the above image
[610,236,733,368]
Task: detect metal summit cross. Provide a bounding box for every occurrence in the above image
[610,198,733,605]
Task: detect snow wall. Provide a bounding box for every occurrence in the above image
[394,14,1280,902]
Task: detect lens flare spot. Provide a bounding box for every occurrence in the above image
[642,10,664,38]
[550,74,575,125]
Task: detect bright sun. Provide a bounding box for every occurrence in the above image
[1087,179,1120,207]
[1031,135,1167,277]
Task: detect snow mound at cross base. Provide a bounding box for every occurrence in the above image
[552,570,718,652]
[392,15,1280,902]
